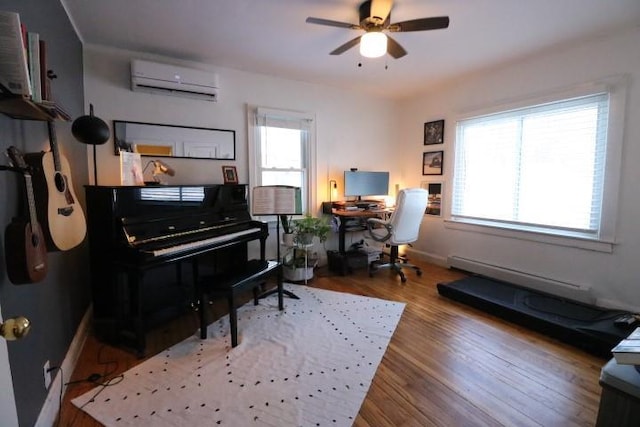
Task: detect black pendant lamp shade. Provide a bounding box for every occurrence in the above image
[72,104,110,184]
[72,104,109,145]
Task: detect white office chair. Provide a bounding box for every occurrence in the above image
[366,188,429,283]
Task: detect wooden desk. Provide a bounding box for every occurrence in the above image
[331,208,391,253]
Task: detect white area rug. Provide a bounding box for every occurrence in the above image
[73,285,405,426]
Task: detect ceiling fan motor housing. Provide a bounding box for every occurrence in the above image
[359,0,386,28]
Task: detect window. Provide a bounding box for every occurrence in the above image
[451,79,626,247]
[249,107,315,215]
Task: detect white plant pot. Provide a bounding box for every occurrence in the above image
[282,233,295,246]
[283,266,314,281]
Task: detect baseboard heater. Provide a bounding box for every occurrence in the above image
[447,255,595,305]
[437,275,631,358]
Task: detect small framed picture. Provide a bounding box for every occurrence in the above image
[421,181,443,216]
[423,151,443,175]
[222,165,238,184]
[424,120,445,145]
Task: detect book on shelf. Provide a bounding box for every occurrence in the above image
[27,31,41,102]
[611,326,640,365]
[0,11,32,96]
[39,39,49,100]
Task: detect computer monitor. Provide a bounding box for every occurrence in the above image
[344,170,389,201]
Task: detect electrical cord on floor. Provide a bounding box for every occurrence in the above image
[64,372,103,386]
[60,344,125,427]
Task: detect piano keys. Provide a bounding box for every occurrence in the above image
[85,184,268,355]
[147,226,263,257]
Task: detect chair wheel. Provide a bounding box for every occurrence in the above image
[417,270,422,276]
[401,276,407,283]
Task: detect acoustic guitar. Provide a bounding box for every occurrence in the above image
[5,146,48,284]
[25,121,86,251]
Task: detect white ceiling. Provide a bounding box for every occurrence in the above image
[61,0,640,100]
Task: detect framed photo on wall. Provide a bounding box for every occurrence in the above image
[421,181,443,216]
[423,151,443,175]
[222,165,238,184]
[424,119,444,145]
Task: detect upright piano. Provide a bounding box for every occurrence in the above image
[85,184,268,355]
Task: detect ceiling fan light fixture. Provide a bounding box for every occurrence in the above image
[360,32,387,58]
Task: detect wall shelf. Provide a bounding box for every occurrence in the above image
[0,93,71,121]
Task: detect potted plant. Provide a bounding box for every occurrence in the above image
[292,215,330,245]
[279,214,295,246]
[283,215,331,281]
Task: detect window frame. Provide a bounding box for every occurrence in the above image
[247,106,317,219]
[446,76,627,253]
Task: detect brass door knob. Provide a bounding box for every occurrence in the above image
[0,316,31,340]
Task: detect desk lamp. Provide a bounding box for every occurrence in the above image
[329,179,337,202]
[143,159,175,184]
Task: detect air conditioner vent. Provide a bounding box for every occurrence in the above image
[131,59,219,102]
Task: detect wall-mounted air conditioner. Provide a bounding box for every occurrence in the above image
[130,59,219,102]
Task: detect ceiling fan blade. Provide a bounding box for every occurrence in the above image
[388,16,449,32]
[330,36,362,55]
[386,35,407,59]
[306,17,360,30]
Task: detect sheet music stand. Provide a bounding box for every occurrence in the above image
[252,185,303,299]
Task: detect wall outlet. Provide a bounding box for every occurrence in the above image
[43,360,52,389]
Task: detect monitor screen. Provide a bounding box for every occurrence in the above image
[344,171,389,199]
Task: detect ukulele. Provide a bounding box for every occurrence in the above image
[5,146,48,284]
[25,121,86,251]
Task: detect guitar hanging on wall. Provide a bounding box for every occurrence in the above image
[25,121,86,251]
[5,146,48,284]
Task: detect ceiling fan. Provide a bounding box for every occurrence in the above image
[305,0,449,59]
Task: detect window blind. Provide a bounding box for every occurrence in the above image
[452,92,609,236]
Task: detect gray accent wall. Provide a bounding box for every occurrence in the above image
[0,1,89,425]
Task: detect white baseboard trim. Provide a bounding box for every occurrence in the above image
[404,247,448,267]
[447,255,595,305]
[35,306,92,427]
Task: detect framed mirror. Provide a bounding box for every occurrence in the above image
[113,120,235,160]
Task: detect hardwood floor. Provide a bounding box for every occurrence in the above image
[57,260,607,426]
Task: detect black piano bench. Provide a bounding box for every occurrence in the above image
[197,259,283,347]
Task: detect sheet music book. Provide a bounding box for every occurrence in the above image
[252,185,302,215]
[0,11,32,96]
[120,152,144,186]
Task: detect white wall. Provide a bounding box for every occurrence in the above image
[82,45,401,204]
[81,45,402,259]
[397,27,640,310]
